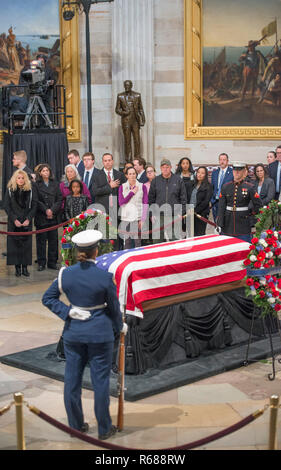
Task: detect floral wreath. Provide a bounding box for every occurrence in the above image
[244,200,281,316]
[61,208,117,266]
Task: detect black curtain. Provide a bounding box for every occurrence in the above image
[2,131,69,201]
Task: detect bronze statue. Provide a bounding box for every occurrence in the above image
[115,80,145,163]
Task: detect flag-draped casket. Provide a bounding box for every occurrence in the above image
[96,235,249,317]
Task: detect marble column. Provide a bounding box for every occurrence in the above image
[112,0,154,167]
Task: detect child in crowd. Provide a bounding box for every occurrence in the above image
[64,179,89,220]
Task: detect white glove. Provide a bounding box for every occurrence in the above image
[69,307,91,321]
[121,323,128,335]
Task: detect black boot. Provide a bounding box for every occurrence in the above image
[21,265,30,277]
[15,265,21,277]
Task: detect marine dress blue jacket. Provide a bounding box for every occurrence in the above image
[42,260,123,343]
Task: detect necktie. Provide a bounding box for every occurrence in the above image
[277,163,281,193]
[108,171,113,207]
[217,170,224,198]
[84,171,89,187]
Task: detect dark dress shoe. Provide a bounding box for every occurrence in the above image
[98,425,117,441]
[38,265,45,271]
[21,266,30,277]
[15,265,21,277]
[47,264,58,270]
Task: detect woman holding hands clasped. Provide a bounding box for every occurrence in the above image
[4,169,37,277]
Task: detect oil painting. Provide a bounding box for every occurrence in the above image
[203,0,281,127]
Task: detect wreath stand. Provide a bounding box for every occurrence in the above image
[244,267,281,381]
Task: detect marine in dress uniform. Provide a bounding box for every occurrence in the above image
[42,230,126,440]
[217,162,262,243]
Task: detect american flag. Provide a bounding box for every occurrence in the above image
[96,234,250,317]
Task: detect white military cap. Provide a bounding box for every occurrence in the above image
[232,161,247,170]
[72,229,103,248]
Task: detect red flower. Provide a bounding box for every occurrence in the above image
[268,259,275,266]
[249,244,256,251]
[259,291,266,298]
[254,261,262,268]
[274,304,281,312]
[74,220,80,226]
[265,247,271,252]
[251,237,259,244]
[65,260,69,266]
[275,248,281,256]
[254,281,260,289]
[246,278,254,286]
[272,291,279,298]
[266,230,274,235]
[278,279,281,288]
[67,227,73,233]
[110,239,115,245]
[257,251,266,261]
[79,214,85,220]
[265,275,271,281]
[61,237,67,243]
[243,259,251,266]
[264,263,270,268]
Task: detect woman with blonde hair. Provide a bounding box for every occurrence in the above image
[4,169,37,277]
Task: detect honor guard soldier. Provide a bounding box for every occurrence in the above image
[217,162,262,243]
[42,230,127,440]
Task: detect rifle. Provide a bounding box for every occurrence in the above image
[117,307,126,431]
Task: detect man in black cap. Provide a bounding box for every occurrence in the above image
[217,162,262,243]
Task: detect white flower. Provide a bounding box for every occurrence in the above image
[274,231,279,238]
[259,239,268,247]
[268,298,275,304]
[250,255,257,262]
[260,278,267,286]
[251,289,257,296]
[266,252,273,258]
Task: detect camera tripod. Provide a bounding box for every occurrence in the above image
[22,94,53,130]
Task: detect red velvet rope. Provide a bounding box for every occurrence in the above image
[0,213,216,237]
[28,405,262,451]
[0,219,72,236]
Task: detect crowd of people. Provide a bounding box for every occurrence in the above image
[3,145,281,276]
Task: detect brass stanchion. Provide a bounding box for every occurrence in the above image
[268,395,279,450]
[14,392,26,450]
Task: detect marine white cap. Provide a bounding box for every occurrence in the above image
[232,161,247,170]
[72,229,103,248]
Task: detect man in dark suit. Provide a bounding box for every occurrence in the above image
[82,152,100,203]
[12,150,34,181]
[133,157,149,183]
[92,153,126,249]
[268,145,281,200]
[211,153,233,221]
[67,149,85,179]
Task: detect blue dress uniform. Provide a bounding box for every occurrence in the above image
[217,165,262,243]
[42,231,123,438]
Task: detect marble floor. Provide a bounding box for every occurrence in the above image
[0,212,281,451]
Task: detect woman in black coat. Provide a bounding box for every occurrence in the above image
[34,164,62,271]
[253,163,275,205]
[4,169,37,277]
[189,166,213,236]
[175,157,195,202]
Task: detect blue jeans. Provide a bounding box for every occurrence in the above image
[63,340,113,436]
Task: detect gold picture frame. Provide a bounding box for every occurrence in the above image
[0,0,81,144]
[184,0,281,140]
